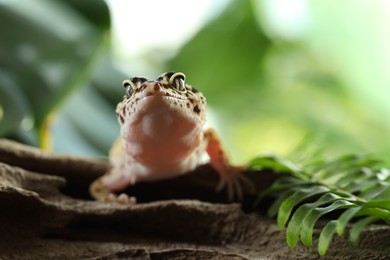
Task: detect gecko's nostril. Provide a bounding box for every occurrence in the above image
[154,83,162,92]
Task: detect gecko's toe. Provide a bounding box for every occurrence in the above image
[102,193,136,204]
[117,193,137,204]
[216,166,254,202]
[106,193,117,202]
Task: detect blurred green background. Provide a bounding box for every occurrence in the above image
[1,0,389,165]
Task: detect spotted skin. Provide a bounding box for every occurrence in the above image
[89,72,252,204]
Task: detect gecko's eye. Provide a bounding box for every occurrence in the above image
[122,80,136,97]
[131,77,148,86]
[122,77,148,97]
[169,72,186,92]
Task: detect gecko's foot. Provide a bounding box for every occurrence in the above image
[90,179,136,205]
[215,165,255,201]
[106,193,137,204]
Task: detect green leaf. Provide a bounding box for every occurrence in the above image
[315,154,358,177]
[286,193,343,248]
[286,132,326,167]
[357,207,390,221]
[248,155,302,175]
[255,149,389,255]
[369,184,390,201]
[336,168,373,187]
[268,189,296,219]
[300,199,354,247]
[376,168,390,181]
[169,0,270,108]
[0,75,32,136]
[344,179,380,194]
[52,55,126,156]
[0,0,109,144]
[364,200,390,210]
[318,154,380,179]
[336,207,362,235]
[64,0,110,28]
[318,220,337,256]
[277,185,330,229]
[254,177,305,207]
[360,182,390,199]
[350,216,380,246]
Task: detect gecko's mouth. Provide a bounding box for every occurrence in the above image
[128,93,189,114]
[133,96,187,111]
[122,83,198,118]
[133,82,188,102]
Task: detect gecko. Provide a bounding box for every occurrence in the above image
[89,72,252,204]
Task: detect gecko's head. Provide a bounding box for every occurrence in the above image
[116,72,206,126]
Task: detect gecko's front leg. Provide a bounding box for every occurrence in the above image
[89,175,137,204]
[89,138,137,204]
[204,128,254,201]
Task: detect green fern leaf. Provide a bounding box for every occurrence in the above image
[344,179,380,194]
[252,152,390,256]
[299,200,354,247]
[336,207,362,235]
[369,184,390,200]
[254,176,305,207]
[360,182,390,199]
[336,168,371,187]
[285,193,343,248]
[277,185,330,228]
[318,220,337,256]
[318,155,380,180]
[350,216,381,246]
[364,200,390,210]
[268,189,296,219]
[248,155,302,175]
